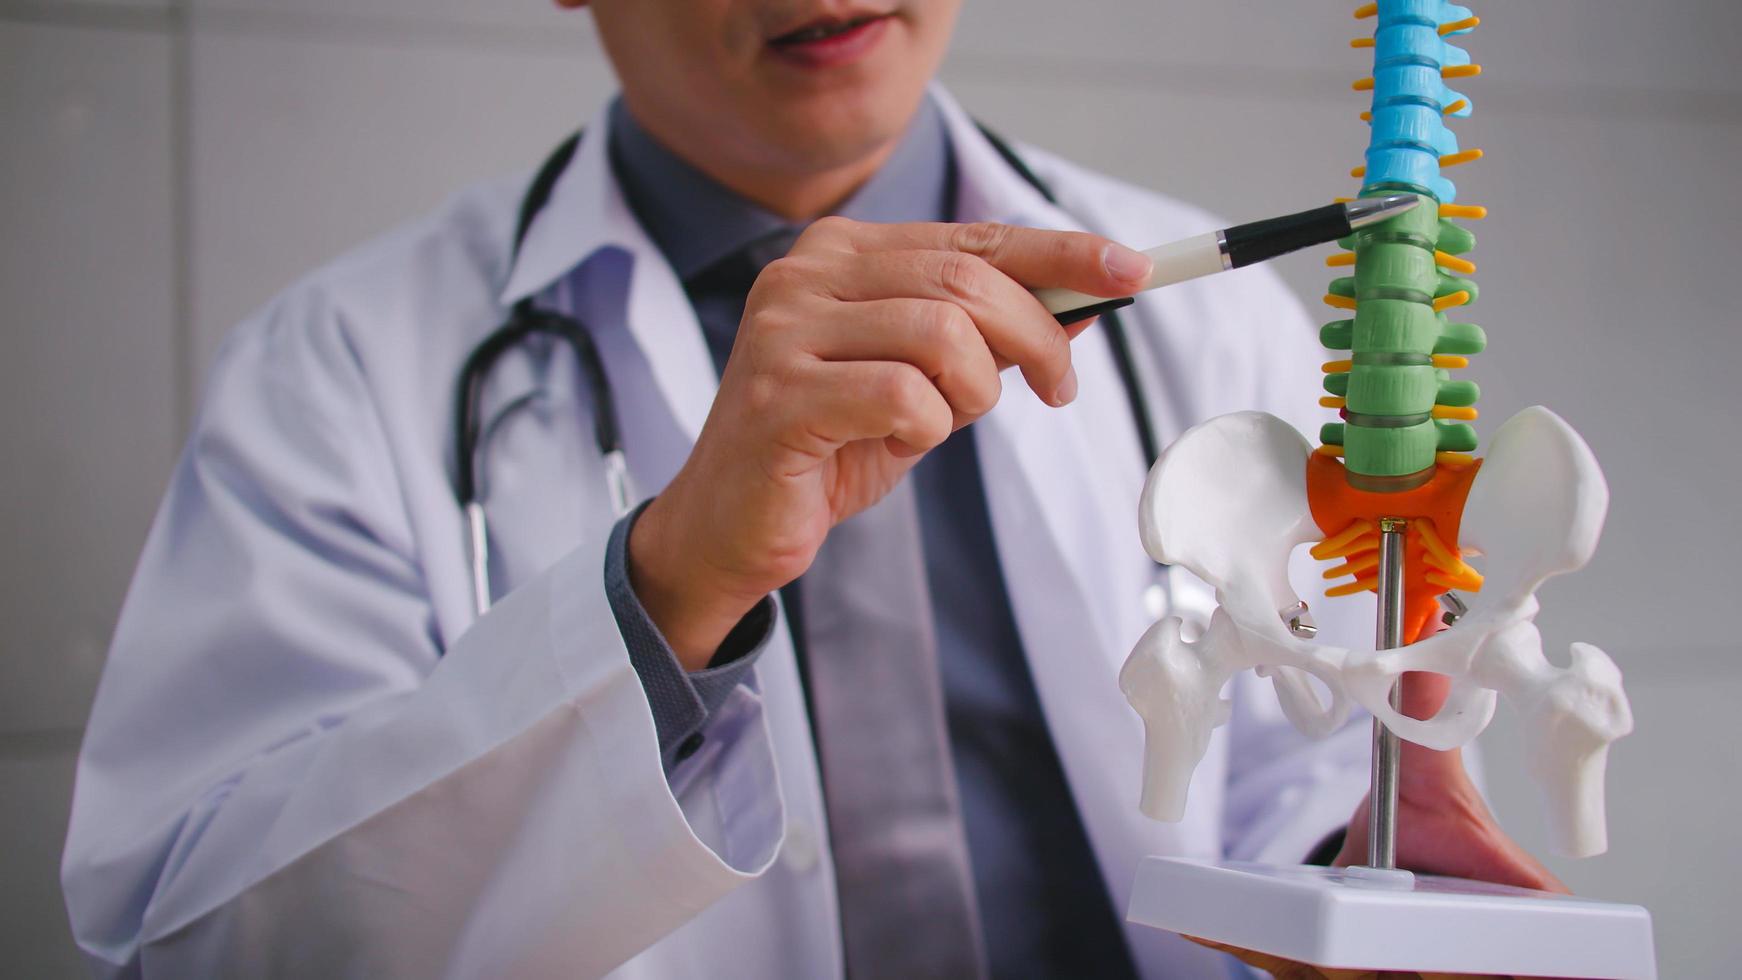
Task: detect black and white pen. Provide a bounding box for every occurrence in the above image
[1036,194,1421,325]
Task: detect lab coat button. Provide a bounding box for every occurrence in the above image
[783,822,818,872]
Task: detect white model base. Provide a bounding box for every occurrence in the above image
[1127,857,1656,979]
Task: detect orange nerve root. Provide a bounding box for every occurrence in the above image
[1305,452,1485,643]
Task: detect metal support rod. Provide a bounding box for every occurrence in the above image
[1367,517,1407,869]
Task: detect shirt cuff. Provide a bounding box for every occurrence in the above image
[604,500,775,771]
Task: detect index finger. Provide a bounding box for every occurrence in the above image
[808,219,1154,300]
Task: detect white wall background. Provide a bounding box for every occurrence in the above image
[2,1,1737,975]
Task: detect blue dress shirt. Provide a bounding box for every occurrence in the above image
[594,96,1138,978]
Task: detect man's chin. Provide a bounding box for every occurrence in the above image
[751,94,920,171]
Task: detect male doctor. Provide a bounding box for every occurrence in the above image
[62,0,1563,976]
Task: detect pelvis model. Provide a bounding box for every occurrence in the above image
[1119,0,1632,860]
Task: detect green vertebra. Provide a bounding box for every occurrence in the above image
[1319,192,1487,482]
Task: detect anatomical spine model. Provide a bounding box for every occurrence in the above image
[1119,0,1632,859]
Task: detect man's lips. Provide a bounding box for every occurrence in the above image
[768,12,890,47]
[767,12,893,68]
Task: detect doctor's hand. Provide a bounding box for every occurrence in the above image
[1188,674,1569,979]
[629,218,1153,669]
[1195,673,1566,980]
[1333,670,1567,894]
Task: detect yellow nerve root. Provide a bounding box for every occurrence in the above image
[1439,203,1487,219]
[1328,578,1379,598]
[1434,250,1476,274]
[1432,290,1471,312]
[1324,553,1381,580]
[1311,519,1377,561]
[1314,517,1486,599]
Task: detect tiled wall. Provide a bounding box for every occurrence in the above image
[3,1,1735,974]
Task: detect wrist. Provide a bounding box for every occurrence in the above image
[628,493,768,672]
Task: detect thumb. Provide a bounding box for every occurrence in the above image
[1398,669,1451,720]
[1396,670,1465,781]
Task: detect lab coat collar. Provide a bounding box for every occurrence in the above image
[498,93,721,442]
[498,94,623,309]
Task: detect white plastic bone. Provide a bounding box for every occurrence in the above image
[1120,406,1632,855]
[1121,412,1354,820]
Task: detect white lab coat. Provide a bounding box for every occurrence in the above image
[62,87,1372,978]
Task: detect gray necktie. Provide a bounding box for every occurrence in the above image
[686,235,985,977]
[800,479,987,979]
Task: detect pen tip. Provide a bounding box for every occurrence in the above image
[1346,193,1421,228]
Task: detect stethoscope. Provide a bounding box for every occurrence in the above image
[454,126,1167,619]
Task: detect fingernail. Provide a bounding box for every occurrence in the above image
[1103,243,1152,285]
[1053,365,1079,406]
